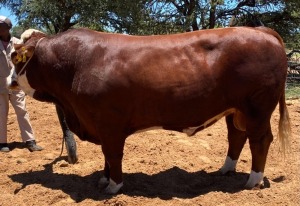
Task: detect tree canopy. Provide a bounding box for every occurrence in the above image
[0,0,299,47]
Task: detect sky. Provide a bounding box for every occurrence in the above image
[0,7,18,26]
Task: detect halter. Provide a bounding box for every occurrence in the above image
[17,37,45,77]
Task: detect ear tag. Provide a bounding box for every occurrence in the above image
[21,47,27,63]
[16,54,23,63]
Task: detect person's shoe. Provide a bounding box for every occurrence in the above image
[25,140,43,152]
[0,143,10,152]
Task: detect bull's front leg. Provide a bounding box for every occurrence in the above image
[100,136,126,194]
[56,105,78,164]
[220,114,247,174]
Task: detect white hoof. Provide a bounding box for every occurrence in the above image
[245,170,264,188]
[98,176,109,189]
[104,179,123,194]
[220,156,237,174]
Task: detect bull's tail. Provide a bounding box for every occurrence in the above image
[278,91,292,156]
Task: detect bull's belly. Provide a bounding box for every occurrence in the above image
[133,108,242,136]
[182,108,236,136]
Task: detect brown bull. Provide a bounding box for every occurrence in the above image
[11,27,291,194]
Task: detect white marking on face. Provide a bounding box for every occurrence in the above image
[17,71,36,97]
[183,108,236,136]
[220,156,237,174]
[245,170,264,188]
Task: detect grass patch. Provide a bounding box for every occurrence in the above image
[286,84,300,99]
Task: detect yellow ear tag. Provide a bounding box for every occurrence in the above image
[16,54,23,63]
[21,47,27,63]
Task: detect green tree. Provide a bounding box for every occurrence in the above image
[224,0,299,47]
[113,0,299,44]
[1,0,107,34]
[0,0,299,45]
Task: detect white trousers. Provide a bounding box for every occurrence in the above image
[0,89,35,143]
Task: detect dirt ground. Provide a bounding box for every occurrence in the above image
[0,97,299,206]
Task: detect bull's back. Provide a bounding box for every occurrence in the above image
[54,27,287,129]
[96,27,287,99]
[90,27,287,89]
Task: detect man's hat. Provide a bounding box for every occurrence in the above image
[0,16,12,28]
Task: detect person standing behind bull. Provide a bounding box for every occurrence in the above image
[0,15,43,152]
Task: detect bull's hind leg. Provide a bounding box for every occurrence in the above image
[98,161,110,189]
[100,134,126,194]
[245,118,273,188]
[220,114,247,174]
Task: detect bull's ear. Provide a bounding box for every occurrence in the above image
[14,43,24,51]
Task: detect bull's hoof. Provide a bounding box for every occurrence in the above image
[220,156,237,174]
[64,134,78,164]
[67,155,78,164]
[219,169,236,176]
[245,170,264,189]
[248,183,265,190]
[104,179,123,195]
[98,176,110,189]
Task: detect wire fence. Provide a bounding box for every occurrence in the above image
[286,49,300,88]
[285,47,300,99]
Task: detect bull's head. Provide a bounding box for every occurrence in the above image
[12,29,46,68]
[10,44,37,96]
[11,29,46,94]
[8,44,34,91]
[11,44,35,68]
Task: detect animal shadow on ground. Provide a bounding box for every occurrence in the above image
[8,141,28,150]
[9,158,270,202]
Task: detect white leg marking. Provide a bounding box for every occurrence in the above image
[98,176,110,189]
[18,72,35,97]
[220,156,237,174]
[104,179,123,194]
[245,170,264,188]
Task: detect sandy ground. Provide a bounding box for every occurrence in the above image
[0,97,299,206]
